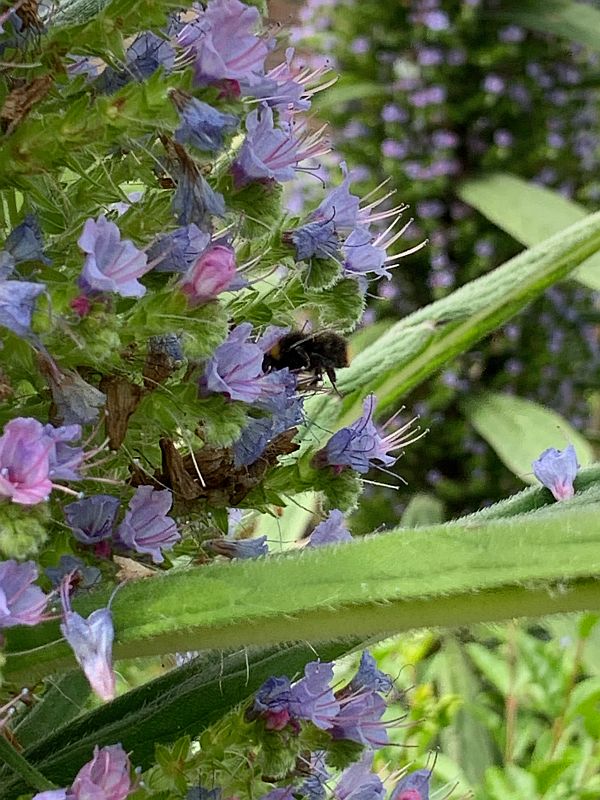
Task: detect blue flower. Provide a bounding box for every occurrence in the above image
[289,219,340,262]
[64,494,121,545]
[316,394,400,474]
[390,770,431,800]
[0,280,45,337]
[99,31,175,92]
[201,323,267,403]
[350,651,393,694]
[532,444,579,501]
[172,92,239,152]
[173,167,226,228]
[206,535,269,559]
[45,555,100,590]
[307,509,353,547]
[300,752,329,800]
[335,753,385,800]
[4,214,50,265]
[148,224,211,273]
[330,690,389,748]
[289,661,340,730]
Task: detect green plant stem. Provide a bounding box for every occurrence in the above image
[0,736,54,791]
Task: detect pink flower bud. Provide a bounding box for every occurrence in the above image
[70,744,133,800]
[180,244,237,305]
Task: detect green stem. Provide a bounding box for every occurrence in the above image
[0,736,54,791]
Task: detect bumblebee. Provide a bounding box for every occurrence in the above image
[263,330,349,392]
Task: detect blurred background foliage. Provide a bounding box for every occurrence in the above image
[291,0,600,796]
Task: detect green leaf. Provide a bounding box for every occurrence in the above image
[462,392,594,484]
[0,642,356,799]
[400,493,444,527]
[5,502,600,686]
[335,208,600,422]
[496,0,600,53]
[437,638,496,786]
[458,173,600,290]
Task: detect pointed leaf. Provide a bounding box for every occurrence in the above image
[462,392,594,484]
[458,173,600,290]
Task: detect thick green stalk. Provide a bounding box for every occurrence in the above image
[5,503,600,685]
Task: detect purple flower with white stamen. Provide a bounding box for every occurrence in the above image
[149,224,211,273]
[116,486,180,563]
[177,0,272,89]
[65,494,121,545]
[232,104,328,186]
[316,394,421,475]
[390,770,431,800]
[331,690,389,747]
[60,576,116,702]
[0,280,45,338]
[78,215,151,298]
[532,444,579,501]
[0,560,48,628]
[334,753,385,800]
[172,92,239,152]
[289,661,341,729]
[307,509,353,547]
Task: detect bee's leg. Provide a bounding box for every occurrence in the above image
[325,366,343,397]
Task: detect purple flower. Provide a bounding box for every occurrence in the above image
[390,770,431,800]
[0,560,48,628]
[253,675,292,730]
[350,651,393,694]
[316,394,420,475]
[78,216,151,298]
[232,104,327,186]
[177,0,271,88]
[65,494,121,545]
[44,423,84,481]
[331,690,389,747]
[0,280,45,337]
[261,789,296,800]
[289,661,341,729]
[180,244,238,305]
[100,31,175,92]
[310,164,360,235]
[172,92,239,152]
[483,74,505,94]
[532,444,579,501]
[289,219,340,262]
[233,369,303,466]
[60,579,116,701]
[342,227,390,281]
[205,535,268,559]
[116,486,180,564]
[202,323,266,403]
[308,509,353,547]
[32,792,67,800]
[334,753,385,800]
[0,417,53,505]
[5,214,50,265]
[45,555,100,590]
[148,224,211,273]
[70,744,134,800]
[301,752,330,800]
